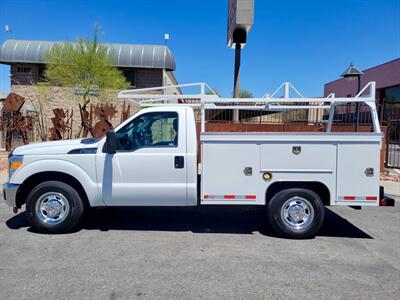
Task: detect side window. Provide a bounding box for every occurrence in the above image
[116,112,178,151]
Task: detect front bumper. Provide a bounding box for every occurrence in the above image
[3,183,20,208]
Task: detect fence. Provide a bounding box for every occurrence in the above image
[385,119,400,169]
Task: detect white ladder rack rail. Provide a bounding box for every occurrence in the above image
[117,81,380,134]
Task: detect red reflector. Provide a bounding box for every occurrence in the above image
[366,196,377,201]
[204,195,209,199]
[245,195,256,200]
[380,198,395,206]
[344,196,356,200]
[224,195,235,199]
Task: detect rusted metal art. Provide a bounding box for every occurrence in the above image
[1,111,33,151]
[121,101,131,123]
[49,108,74,140]
[92,104,117,137]
[78,104,94,138]
[3,93,25,112]
[94,104,117,119]
[77,103,118,138]
[0,93,35,151]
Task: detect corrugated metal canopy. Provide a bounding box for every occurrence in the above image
[0,39,176,70]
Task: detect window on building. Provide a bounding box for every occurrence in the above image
[382,85,400,121]
[384,86,400,103]
[123,69,136,87]
[38,66,47,82]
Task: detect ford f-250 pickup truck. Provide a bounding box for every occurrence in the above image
[3,82,394,238]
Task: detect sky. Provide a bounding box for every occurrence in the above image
[0,0,399,97]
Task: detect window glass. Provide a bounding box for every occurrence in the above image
[384,86,400,103]
[116,112,178,151]
[383,85,400,121]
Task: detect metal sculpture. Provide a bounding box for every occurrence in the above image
[121,101,131,123]
[49,108,73,140]
[1,93,33,151]
[92,104,117,137]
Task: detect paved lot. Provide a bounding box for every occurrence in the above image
[0,197,399,299]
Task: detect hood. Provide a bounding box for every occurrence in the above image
[12,137,101,155]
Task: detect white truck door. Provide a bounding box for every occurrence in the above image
[96,110,187,206]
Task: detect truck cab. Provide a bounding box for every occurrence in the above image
[4,106,198,233]
[96,106,198,206]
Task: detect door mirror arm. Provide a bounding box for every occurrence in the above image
[105,130,117,154]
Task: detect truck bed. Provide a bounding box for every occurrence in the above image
[200,132,382,206]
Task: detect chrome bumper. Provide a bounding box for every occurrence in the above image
[3,183,20,208]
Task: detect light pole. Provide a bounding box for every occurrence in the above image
[233,42,241,99]
[227,0,254,121]
[341,63,364,131]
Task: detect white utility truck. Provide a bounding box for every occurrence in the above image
[3,82,394,238]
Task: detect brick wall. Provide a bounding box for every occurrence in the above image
[135,69,163,88]
[11,64,164,88]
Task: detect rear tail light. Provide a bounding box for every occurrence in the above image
[379,186,395,206]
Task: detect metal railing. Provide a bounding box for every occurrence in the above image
[118,81,381,134]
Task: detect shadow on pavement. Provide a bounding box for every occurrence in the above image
[5,206,372,239]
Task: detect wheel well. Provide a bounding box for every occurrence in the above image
[16,171,90,209]
[265,181,330,206]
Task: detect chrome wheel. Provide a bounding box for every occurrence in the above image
[281,196,314,230]
[35,192,70,225]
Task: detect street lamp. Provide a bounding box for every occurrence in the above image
[341,63,364,131]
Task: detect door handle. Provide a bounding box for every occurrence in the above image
[174,156,184,169]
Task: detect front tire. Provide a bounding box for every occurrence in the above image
[26,181,85,233]
[267,188,325,238]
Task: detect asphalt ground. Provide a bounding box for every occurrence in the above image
[0,196,399,299]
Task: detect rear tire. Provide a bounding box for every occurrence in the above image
[267,188,325,239]
[26,181,85,233]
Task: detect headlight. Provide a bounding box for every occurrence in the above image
[9,155,23,177]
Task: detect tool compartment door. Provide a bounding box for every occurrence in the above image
[201,142,261,204]
[336,143,380,206]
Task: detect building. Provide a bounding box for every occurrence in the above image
[324,58,400,168]
[0,39,180,142]
[324,58,400,124]
[0,39,178,89]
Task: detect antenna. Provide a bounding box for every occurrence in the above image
[164,33,170,45]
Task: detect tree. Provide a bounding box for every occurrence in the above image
[44,26,129,136]
[238,89,254,98]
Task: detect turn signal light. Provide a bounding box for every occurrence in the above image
[11,161,22,170]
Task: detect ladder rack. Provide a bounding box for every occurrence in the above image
[117,81,381,134]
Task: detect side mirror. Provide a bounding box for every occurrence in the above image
[106,130,117,154]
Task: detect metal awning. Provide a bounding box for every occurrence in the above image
[0,39,176,70]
